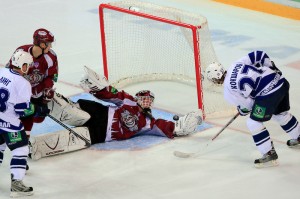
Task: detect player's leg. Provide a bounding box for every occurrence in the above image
[3,130,33,197]
[29,127,90,160]
[77,99,109,144]
[0,135,6,165]
[246,118,278,167]
[271,80,300,147]
[272,110,300,147]
[248,90,284,167]
[47,92,91,126]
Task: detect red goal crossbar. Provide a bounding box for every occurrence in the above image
[98,3,205,118]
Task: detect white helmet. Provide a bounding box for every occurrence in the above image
[11,50,33,73]
[205,62,226,84]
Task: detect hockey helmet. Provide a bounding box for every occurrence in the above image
[205,62,226,84]
[135,90,155,109]
[11,50,33,73]
[33,28,54,46]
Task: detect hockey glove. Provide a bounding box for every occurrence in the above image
[35,104,50,117]
[43,88,55,103]
[237,106,250,116]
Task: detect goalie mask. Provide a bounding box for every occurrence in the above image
[135,90,155,109]
[206,62,226,85]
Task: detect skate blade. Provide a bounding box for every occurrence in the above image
[254,160,279,168]
[173,151,194,158]
[287,144,300,149]
[10,191,34,198]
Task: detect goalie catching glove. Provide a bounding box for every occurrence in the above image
[80,65,109,92]
[174,110,203,136]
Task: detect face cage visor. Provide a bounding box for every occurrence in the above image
[137,96,154,109]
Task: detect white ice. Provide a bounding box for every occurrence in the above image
[0,0,300,198]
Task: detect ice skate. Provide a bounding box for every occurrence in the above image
[10,175,34,197]
[254,142,279,168]
[287,136,300,148]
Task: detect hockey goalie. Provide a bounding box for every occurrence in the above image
[29,66,203,160]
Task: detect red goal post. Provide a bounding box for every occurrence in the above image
[98,1,235,119]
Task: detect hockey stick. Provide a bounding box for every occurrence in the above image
[137,103,180,121]
[47,114,91,147]
[173,112,239,158]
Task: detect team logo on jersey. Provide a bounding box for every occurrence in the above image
[253,105,266,119]
[121,110,138,131]
[25,68,44,84]
[8,131,22,143]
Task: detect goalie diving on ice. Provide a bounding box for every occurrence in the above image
[29,66,203,160]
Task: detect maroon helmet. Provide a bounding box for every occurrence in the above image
[33,28,54,46]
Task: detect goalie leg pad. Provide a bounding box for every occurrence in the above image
[174,110,203,136]
[29,127,90,160]
[48,92,91,126]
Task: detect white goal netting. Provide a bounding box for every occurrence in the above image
[99,0,235,119]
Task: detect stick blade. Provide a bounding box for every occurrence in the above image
[173,150,194,158]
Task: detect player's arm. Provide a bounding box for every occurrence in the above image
[15,102,35,118]
[16,102,50,119]
[79,66,135,106]
[42,57,58,103]
[14,82,34,117]
[153,110,202,138]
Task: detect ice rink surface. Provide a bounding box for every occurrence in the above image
[0,0,300,198]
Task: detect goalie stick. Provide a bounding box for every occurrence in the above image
[137,103,180,122]
[173,112,239,158]
[47,114,91,147]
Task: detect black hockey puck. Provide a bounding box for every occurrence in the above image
[173,115,179,121]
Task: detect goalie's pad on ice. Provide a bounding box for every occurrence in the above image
[48,92,91,126]
[29,127,91,160]
[80,65,109,92]
[174,110,202,136]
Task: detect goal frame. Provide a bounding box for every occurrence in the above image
[98,3,205,117]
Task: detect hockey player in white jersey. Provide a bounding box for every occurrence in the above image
[206,51,300,167]
[0,50,43,197]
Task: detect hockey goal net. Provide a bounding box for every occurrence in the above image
[98,1,235,119]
